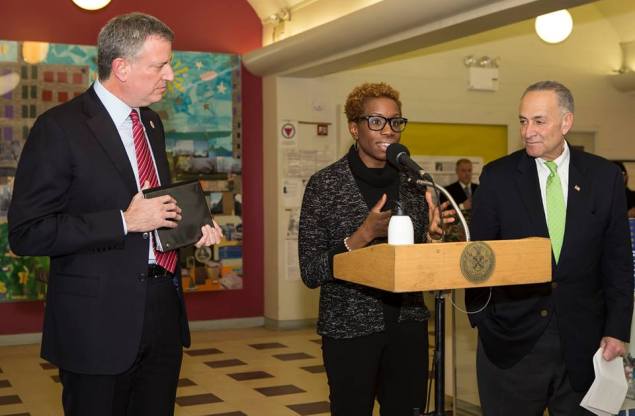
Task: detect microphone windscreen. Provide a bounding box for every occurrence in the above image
[386,143,410,167]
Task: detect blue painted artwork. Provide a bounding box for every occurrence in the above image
[0,41,19,62]
[155,52,235,132]
[0,40,243,301]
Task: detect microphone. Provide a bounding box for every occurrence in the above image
[386,143,432,181]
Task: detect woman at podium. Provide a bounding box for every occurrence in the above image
[299,82,447,416]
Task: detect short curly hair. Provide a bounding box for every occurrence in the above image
[344,82,402,122]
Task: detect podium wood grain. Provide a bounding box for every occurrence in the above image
[333,237,551,292]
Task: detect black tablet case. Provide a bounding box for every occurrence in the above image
[142,180,213,252]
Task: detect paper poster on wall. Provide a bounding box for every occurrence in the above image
[316,149,335,172]
[279,120,298,146]
[300,150,319,178]
[283,149,302,178]
[286,208,300,239]
[282,178,304,209]
[286,239,300,281]
[411,155,483,187]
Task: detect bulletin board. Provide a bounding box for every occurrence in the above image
[279,120,337,282]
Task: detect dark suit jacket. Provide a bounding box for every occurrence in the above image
[466,148,633,391]
[8,86,190,375]
[627,188,635,210]
[442,181,479,205]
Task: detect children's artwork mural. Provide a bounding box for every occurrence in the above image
[0,40,243,302]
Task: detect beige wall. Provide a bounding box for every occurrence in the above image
[264,1,635,324]
[263,77,329,323]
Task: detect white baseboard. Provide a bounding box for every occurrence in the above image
[0,317,317,346]
[0,332,42,346]
[0,317,266,347]
[188,316,265,331]
[264,317,316,330]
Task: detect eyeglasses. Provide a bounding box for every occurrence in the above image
[357,115,408,132]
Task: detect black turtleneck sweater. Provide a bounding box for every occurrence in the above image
[347,146,402,325]
[346,146,400,213]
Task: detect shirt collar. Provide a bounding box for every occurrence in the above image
[93,79,139,127]
[537,141,570,171]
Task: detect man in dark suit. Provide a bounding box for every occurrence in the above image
[442,158,478,209]
[466,81,633,415]
[8,13,222,415]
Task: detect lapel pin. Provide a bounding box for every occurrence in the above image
[574,185,580,192]
[149,120,155,129]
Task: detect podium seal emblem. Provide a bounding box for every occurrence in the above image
[460,241,495,283]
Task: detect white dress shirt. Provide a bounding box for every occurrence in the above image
[93,80,161,262]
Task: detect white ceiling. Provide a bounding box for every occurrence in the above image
[243,0,635,78]
[246,0,635,41]
[595,0,635,42]
[243,0,595,77]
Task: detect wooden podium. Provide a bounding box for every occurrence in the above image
[333,237,552,292]
[333,237,552,415]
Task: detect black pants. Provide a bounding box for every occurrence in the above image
[59,276,183,416]
[322,320,429,416]
[477,316,594,416]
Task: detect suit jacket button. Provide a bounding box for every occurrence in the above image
[551,282,558,289]
[138,272,145,282]
[540,309,549,318]
[142,232,149,240]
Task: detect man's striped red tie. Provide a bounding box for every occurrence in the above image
[130,109,177,273]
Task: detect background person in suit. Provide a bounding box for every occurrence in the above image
[8,13,222,416]
[443,158,478,209]
[466,80,633,415]
[613,160,635,218]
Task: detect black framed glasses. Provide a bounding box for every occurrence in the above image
[357,115,408,132]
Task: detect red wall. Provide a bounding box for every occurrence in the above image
[0,0,264,334]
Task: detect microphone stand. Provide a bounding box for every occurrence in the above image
[414,178,470,243]
[410,177,471,416]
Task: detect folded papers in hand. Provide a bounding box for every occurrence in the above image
[581,348,628,416]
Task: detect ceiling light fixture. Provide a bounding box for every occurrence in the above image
[71,0,111,11]
[265,8,291,25]
[535,10,573,44]
[463,55,499,68]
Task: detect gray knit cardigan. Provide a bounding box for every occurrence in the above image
[298,155,431,339]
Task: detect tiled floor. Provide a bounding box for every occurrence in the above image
[0,327,331,416]
[0,326,456,416]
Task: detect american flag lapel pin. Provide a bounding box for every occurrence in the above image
[574,185,580,192]
[149,120,155,129]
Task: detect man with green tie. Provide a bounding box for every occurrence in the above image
[466,81,633,415]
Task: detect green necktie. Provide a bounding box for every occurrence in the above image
[545,161,566,262]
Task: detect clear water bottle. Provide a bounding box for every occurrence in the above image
[388,202,414,245]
